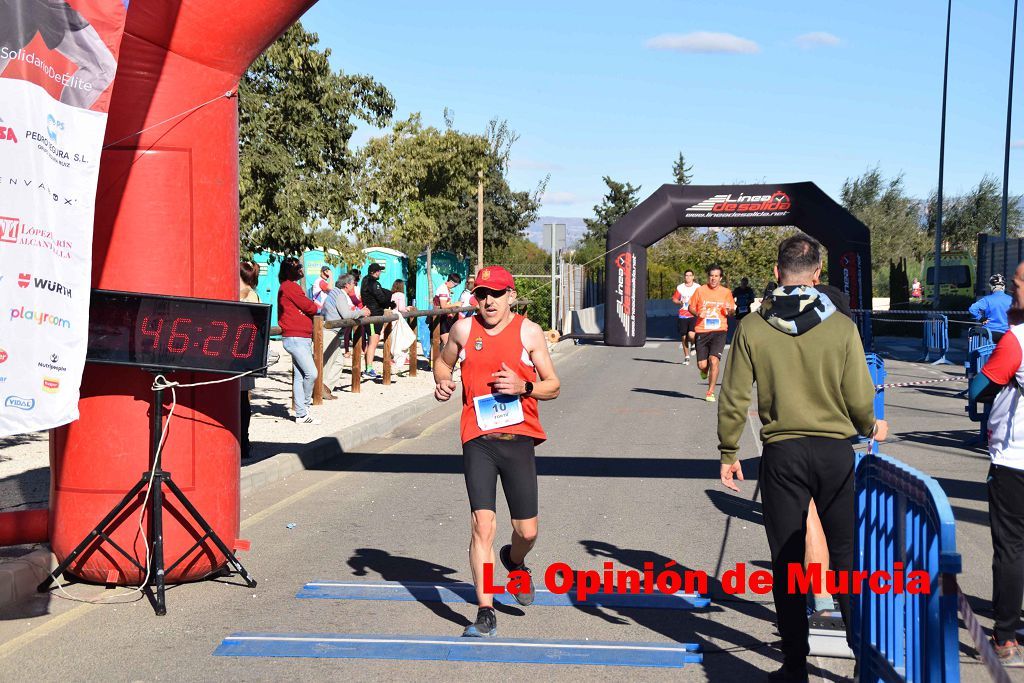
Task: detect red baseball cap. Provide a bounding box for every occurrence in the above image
[474,266,514,291]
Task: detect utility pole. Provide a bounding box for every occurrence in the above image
[934,0,952,308]
[545,223,565,331]
[1001,0,1020,279]
[477,170,484,272]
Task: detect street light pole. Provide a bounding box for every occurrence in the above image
[934,0,952,309]
[1001,0,1020,280]
[477,170,484,272]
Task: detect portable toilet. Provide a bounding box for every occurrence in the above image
[301,250,326,295]
[361,247,409,292]
[414,251,472,358]
[251,251,282,329]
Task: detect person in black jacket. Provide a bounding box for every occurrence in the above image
[360,263,394,380]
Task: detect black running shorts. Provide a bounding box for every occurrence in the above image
[463,435,538,519]
[677,316,696,338]
[695,331,726,362]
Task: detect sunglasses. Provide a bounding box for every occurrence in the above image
[473,287,509,299]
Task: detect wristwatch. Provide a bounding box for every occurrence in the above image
[523,381,534,396]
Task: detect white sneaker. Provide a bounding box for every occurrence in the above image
[295,415,321,425]
[683,357,690,366]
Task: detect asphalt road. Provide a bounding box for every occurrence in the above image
[0,332,1012,682]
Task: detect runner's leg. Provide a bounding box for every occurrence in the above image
[464,438,500,607]
[805,500,833,609]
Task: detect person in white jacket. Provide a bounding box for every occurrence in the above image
[322,274,369,393]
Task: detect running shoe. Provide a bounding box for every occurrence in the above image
[993,638,1024,667]
[295,415,321,425]
[705,392,716,403]
[683,357,690,366]
[362,368,379,380]
[700,368,708,380]
[499,544,535,606]
[462,606,497,637]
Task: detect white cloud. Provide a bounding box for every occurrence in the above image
[542,191,579,205]
[795,32,841,49]
[1012,140,1024,149]
[644,32,760,55]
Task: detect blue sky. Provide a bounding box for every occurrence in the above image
[302,0,1024,219]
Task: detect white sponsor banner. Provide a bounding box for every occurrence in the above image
[0,0,127,437]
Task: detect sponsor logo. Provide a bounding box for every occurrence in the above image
[0,46,98,100]
[10,306,71,329]
[839,251,862,310]
[0,349,7,363]
[18,273,72,298]
[614,251,636,336]
[0,216,73,259]
[685,190,792,217]
[0,215,18,243]
[4,396,35,411]
[42,377,60,393]
[0,120,17,144]
[3,176,79,207]
[25,116,90,168]
[46,114,64,142]
[38,353,66,373]
[474,337,483,351]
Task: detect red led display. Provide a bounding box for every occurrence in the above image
[87,290,271,374]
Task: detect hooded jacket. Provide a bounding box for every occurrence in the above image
[717,285,876,465]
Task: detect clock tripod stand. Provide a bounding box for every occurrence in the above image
[38,374,257,616]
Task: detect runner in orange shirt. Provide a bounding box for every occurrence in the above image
[688,264,736,402]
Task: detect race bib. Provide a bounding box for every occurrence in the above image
[473,393,525,431]
[704,317,722,330]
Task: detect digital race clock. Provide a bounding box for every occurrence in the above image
[86,290,272,375]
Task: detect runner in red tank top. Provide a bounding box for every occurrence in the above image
[433,265,561,638]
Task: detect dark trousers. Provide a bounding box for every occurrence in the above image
[760,436,855,668]
[989,464,1024,643]
[240,391,251,458]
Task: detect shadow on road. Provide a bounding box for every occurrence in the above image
[345,548,525,628]
[578,539,786,680]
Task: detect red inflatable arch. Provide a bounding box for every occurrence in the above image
[48,0,316,584]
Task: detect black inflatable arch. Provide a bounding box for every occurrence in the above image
[603,182,871,346]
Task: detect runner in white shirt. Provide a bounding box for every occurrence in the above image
[671,270,700,365]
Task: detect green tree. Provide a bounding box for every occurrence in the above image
[672,152,694,185]
[927,174,1023,251]
[582,176,642,245]
[239,22,395,260]
[356,114,542,259]
[840,167,928,296]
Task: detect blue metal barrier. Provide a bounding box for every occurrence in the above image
[854,451,962,683]
[923,314,951,365]
[866,353,886,422]
[967,327,994,358]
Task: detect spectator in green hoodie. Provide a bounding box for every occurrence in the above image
[717,233,888,682]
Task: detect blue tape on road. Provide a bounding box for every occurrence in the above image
[214,632,703,668]
[296,580,710,609]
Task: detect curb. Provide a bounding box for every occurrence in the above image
[0,549,56,610]
[238,391,442,498]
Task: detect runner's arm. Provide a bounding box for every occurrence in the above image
[523,320,560,400]
[717,325,752,465]
[688,291,701,318]
[671,289,682,304]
